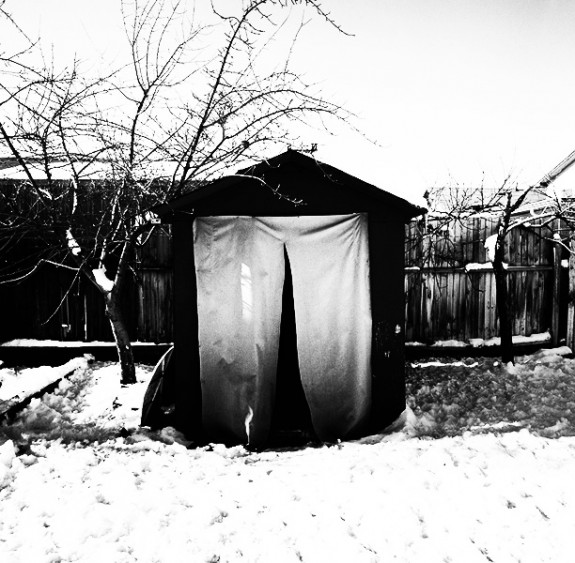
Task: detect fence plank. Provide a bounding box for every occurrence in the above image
[567,239,575,350]
[552,242,562,345]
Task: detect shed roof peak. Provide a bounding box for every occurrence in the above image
[155,149,426,221]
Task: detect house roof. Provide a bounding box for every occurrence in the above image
[0,158,180,181]
[155,149,426,221]
[0,157,20,171]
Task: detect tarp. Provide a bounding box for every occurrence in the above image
[193,214,372,445]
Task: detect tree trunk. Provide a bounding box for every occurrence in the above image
[105,290,137,384]
[567,237,575,351]
[493,247,514,364]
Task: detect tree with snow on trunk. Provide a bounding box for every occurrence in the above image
[0,0,347,383]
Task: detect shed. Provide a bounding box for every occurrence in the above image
[149,149,425,446]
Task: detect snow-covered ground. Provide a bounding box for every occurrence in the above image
[1,349,575,562]
[0,357,88,404]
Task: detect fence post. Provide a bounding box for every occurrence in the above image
[552,238,562,347]
[567,237,575,351]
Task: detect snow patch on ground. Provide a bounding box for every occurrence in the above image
[0,357,89,402]
[406,348,575,438]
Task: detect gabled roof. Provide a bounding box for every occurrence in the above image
[155,149,426,221]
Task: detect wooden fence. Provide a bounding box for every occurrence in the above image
[404,216,567,344]
[0,227,174,344]
[0,216,571,346]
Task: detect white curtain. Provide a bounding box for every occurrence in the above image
[193,214,372,444]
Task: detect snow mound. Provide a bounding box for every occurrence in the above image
[407,352,575,438]
[0,356,89,402]
[0,362,153,446]
[0,439,15,488]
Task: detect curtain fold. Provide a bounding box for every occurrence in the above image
[285,215,372,441]
[194,216,285,445]
[193,214,371,445]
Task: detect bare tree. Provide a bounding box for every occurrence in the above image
[423,149,575,363]
[0,0,346,382]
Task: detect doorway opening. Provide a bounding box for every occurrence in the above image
[269,248,317,445]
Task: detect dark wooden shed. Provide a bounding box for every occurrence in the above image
[152,149,424,446]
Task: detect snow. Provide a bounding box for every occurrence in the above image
[406,347,575,438]
[0,440,16,489]
[406,332,553,349]
[484,234,498,262]
[0,160,180,182]
[65,229,82,257]
[415,360,479,368]
[0,357,89,402]
[1,340,170,347]
[427,339,470,348]
[478,332,552,348]
[1,352,575,561]
[91,268,115,293]
[464,262,493,271]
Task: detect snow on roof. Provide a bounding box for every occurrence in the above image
[0,160,180,181]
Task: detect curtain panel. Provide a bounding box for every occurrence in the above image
[193,214,372,444]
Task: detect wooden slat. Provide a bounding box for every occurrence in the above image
[489,271,499,339]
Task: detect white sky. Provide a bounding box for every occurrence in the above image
[4,0,575,204]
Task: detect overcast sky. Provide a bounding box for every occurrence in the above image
[5,0,575,204]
